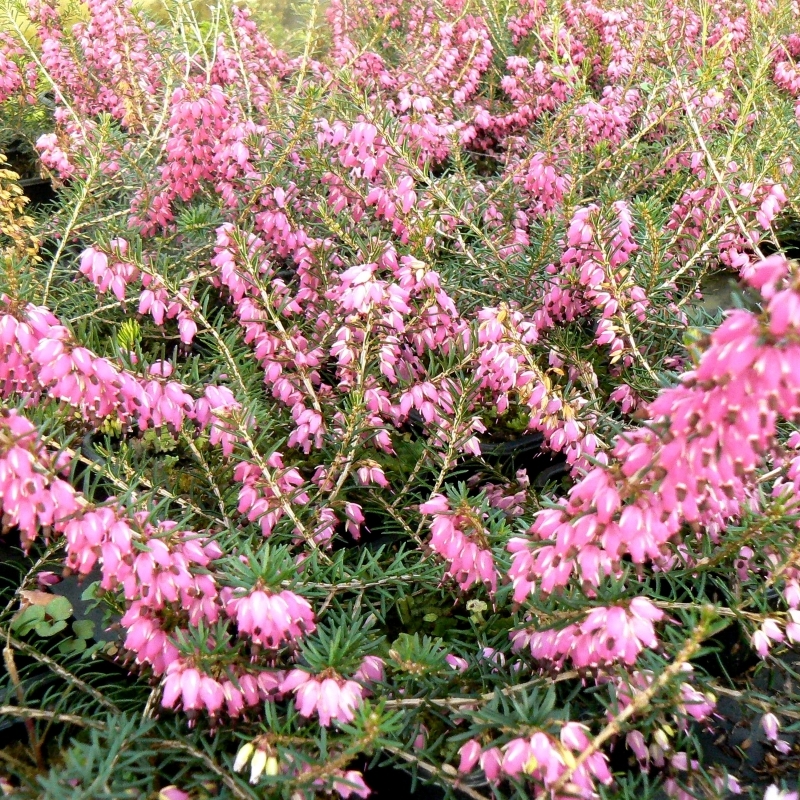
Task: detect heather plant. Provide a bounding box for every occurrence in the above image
[2,0,800,798]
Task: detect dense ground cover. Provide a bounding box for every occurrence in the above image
[2,0,800,797]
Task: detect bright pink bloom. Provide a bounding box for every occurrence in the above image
[228,588,315,648]
[419,494,499,593]
[458,740,481,772]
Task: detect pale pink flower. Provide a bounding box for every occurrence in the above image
[281,670,365,726]
[762,713,780,741]
[764,787,798,800]
[753,618,785,658]
[332,771,371,799]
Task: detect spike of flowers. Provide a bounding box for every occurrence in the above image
[510,255,800,606]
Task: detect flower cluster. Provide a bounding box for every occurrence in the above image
[537,201,647,366]
[0,300,236,444]
[457,723,612,799]
[511,598,665,669]
[226,587,316,649]
[419,494,499,594]
[508,256,800,607]
[280,669,366,727]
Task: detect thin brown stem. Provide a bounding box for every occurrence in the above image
[3,644,44,771]
[0,705,106,730]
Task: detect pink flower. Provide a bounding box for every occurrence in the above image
[421,495,499,593]
[679,681,715,721]
[36,571,61,587]
[479,747,503,783]
[518,598,664,669]
[785,610,800,643]
[764,788,798,800]
[344,502,365,539]
[742,254,789,298]
[458,740,482,772]
[158,787,190,800]
[353,655,384,684]
[445,654,468,672]
[356,461,389,488]
[762,713,780,741]
[228,588,315,648]
[626,731,648,764]
[753,618,785,658]
[419,494,450,515]
[332,770,371,799]
[282,670,364,726]
[149,360,174,378]
[413,725,428,750]
[162,662,225,715]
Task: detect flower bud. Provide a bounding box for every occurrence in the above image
[653,728,670,750]
[249,748,267,784]
[265,755,279,777]
[762,712,780,741]
[158,787,189,800]
[233,742,254,773]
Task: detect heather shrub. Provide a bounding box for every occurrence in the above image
[1,0,800,798]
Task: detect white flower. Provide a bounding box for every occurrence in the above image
[249,748,267,784]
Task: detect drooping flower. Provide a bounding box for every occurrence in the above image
[227,587,316,648]
[280,669,365,726]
